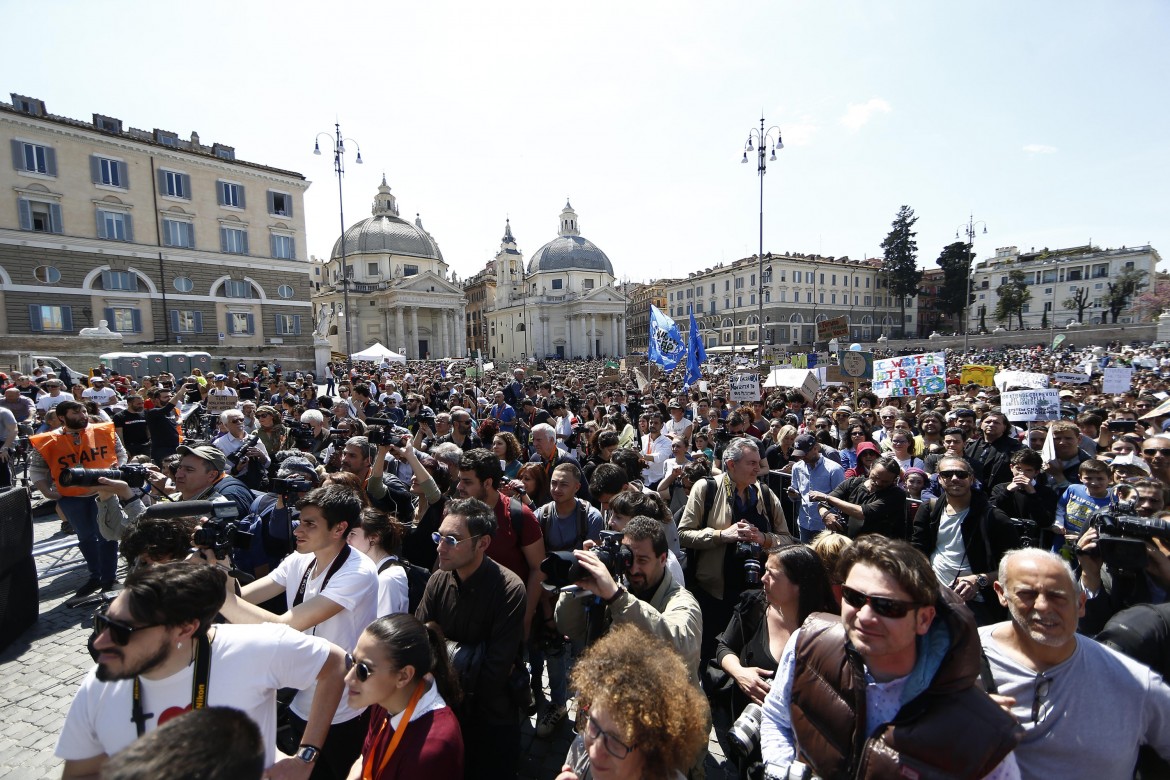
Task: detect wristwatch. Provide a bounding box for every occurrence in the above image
[295,745,321,764]
[975,574,989,589]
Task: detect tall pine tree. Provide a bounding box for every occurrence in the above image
[935,241,973,328]
[880,205,922,337]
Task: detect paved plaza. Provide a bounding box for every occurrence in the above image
[0,505,732,779]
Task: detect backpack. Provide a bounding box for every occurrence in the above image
[536,498,591,552]
[686,477,777,581]
[378,556,431,614]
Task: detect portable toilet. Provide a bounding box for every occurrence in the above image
[140,352,169,377]
[101,352,146,379]
[125,353,148,380]
[187,352,212,374]
[164,351,190,377]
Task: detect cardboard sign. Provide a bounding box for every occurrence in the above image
[816,315,850,341]
[204,393,239,415]
[763,368,820,403]
[729,372,761,403]
[1103,367,1134,395]
[994,370,1049,391]
[1001,389,1062,422]
[837,351,873,380]
[872,352,946,398]
[960,365,997,387]
[1053,372,1091,385]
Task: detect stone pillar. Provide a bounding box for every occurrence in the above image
[579,315,587,359]
[440,309,450,359]
[395,308,405,356]
[619,315,626,356]
[610,314,617,356]
[409,307,419,359]
[457,307,466,357]
[541,316,549,359]
[590,313,597,357]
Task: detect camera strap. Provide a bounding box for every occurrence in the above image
[131,631,211,737]
[294,545,351,608]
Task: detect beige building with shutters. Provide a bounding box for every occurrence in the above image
[0,91,313,349]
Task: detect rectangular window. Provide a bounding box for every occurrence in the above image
[275,314,302,335]
[160,170,190,199]
[832,274,837,285]
[819,274,825,284]
[403,265,418,276]
[226,312,255,335]
[583,279,595,289]
[171,310,203,333]
[750,293,756,305]
[219,181,245,208]
[806,292,812,303]
[710,283,715,294]
[819,293,825,304]
[28,304,71,332]
[737,296,742,307]
[267,191,292,217]
[101,270,138,291]
[794,271,802,284]
[696,302,704,312]
[750,274,755,286]
[865,296,872,306]
[831,293,836,304]
[90,155,128,188]
[725,280,731,291]
[780,290,786,302]
[220,227,249,255]
[552,279,563,290]
[1041,270,1057,284]
[224,280,252,298]
[1092,264,1109,278]
[367,262,380,275]
[162,219,194,248]
[12,140,56,175]
[1067,268,1083,281]
[96,209,133,242]
[669,292,674,301]
[105,307,142,333]
[17,198,63,233]
[865,278,871,288]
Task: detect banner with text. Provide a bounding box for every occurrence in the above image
[729,372,761,402]
[872,352,946,397]
[1001,389,1062,421]
[960,364,997,387]
[1053,372,1091,385]
[1103,367,1134,394]
[994,370,1050,391]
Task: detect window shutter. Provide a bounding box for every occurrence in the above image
[289,238,296,260]
[293,315,301,336]
[61,307,73,332]
[10,140,23,171]
[246,313,255,334]
[28,305,43,332]
[124,214,134,243]
[44,147,57,176]
[100,270,112,289]
[131,309,142,333]
[104,308,114,326]
[118,161,128,189]
[226,312,235,335]
[90,155,101,184]
[96,210,107,239]
[237,186,246,209]
[170,309,180,333]
[270,234,278,257]
[219,227,228,253]
[267,191,275,214]
[193,311,203,333]
[217,181,225,206]
[128,271,138,291]
[241,231,249,255]
[184,222,194,247]
[50,203,63,234]
[156,168,167,194]
[17,199,32,231]
[181,174,191,198]
[285,197,293,218]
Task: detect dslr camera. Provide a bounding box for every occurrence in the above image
[1086,503,1170,572]
[736,541,763,585]
[190,498,253,560]
[365,418,412,447]
[270,476,314,497]
[540,531,633,589]
[59,464,151,489]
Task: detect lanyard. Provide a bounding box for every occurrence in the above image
[131,632,211,737]
[294,545,351,608]
[362,682,426,780]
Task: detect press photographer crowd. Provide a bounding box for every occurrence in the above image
[7,341,1170,780]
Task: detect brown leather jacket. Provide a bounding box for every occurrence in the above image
[789,589,1021,779]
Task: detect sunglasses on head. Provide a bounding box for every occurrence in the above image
[345,652,375,682]
[93,611,160,646]
[840,585,920,618]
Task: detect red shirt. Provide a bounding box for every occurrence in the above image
[487,496,541,582]
[361,704,463,780]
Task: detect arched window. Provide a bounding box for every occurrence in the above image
[789,313,804,324]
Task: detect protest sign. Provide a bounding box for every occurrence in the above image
[960,365,997,387]
[1102,367,1134,395]
[729,372,761,403]
[1001,389,1062,422]
[837,351,873,380]
[994,370,1049,391]
[205,393,240,415]
[1053,372,1091,385]
[871,352,946,398]
[816,315,850,341]
[763,368,820,403]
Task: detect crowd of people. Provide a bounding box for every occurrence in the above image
[4,340,1168,779]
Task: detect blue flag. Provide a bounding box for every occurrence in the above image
[684,304,707,387]
[648,305,686,370]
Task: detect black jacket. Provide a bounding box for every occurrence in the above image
[964,434,1022,490]
[911,489,1021,597]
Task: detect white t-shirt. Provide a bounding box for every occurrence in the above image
[372,556,411,617]
[55,623,329,767]
[270,549,379,723]
[83,386,118,406]
[36,392,68,412]
[930,506,971,586]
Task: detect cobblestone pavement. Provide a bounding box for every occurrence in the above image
[0,505,733,780]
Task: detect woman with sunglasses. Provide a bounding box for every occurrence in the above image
[556,624,710,780]
[837,421,871,473]
[844,441,880,479]
[345,614,464,779]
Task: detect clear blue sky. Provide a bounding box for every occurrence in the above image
[7,1,1168,282]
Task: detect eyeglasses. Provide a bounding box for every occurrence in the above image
[93,611,160,646]
[432,531,481,548]
[582,711,635,760]
[1144,448,1170,457]
[938,470,971,480]
[1031,674,1051,724]
[345,652,376,682]
[851,430,865,436]
[840,585,920,618]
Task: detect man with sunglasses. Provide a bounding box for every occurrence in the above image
[760,535,1021,779]
[56,561,348,780]
[416,497,526,780]
[980,549,1170,779]
[1139,434,1170,485]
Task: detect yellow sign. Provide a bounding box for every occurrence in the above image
[960,364,997,387]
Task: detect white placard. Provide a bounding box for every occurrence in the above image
[1102,367,1134,395]
[994,370,1050,391]
[729,372,761,403]
[1053,372,1091,385]
[1001,389,1062,421]
[204,393,240,415]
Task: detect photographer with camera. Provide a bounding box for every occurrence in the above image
[214,409,270,490]
[30,400,128,604]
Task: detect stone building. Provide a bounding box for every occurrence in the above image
[462,258,496,358]
[486,202,627,360]
[0,92,313,350]
[625,281,670,355]
[313,177,466,359]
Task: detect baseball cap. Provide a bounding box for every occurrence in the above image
[176,444,228,471]
[791,433,818,458]
[214,374,227,381]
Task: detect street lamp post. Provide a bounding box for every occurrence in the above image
[956,213,988,353]
[314,123,363,359]
[742,116,783,362]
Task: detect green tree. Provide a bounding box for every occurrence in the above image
[880,205,922,338]
[935,241,972,329]
[1104,268,1148,323]
[978,304,987,332]
[1062,287,1091,323]
[994,269,1031,329]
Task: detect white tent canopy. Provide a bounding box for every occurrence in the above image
[351,342,406,363]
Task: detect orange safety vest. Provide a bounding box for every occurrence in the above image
[30,422,119,496]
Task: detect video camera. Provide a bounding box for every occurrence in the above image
[143,497,252,561]
[270,476,314,497]
[1086,502,1170,572]
[225,431,261,467]
[540,530,633,590]
[287,420,316,447]
[365,418,412,448]
[59,464,151,489]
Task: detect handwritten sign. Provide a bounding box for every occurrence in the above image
[1001,389,1062,422]
[994,370,1049,391]
[960,365,997,387]
[837,351,873,380]
[1102,367,1134,395]
[204,393,239,415]
[729,372,761,403]
[871,352,946,397]
[1053,372,1091,385]
[816,315,850,341]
